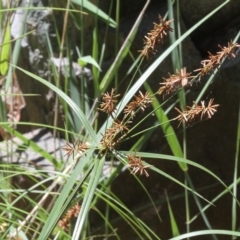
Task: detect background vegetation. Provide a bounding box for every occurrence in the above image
[0,0,239,239]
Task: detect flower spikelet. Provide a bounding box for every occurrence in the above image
[201,98,219,119]
[62,141,89,157]
[98,88,120,115]
[195,41,240,80]
[158,67,193,97]
[124,91,152,118]
[62,142,75,157]
[77,141,90,154]
[58,203,81,231]
[100,119,130,153]
[218,40,240,60]
[127,152,151,177]
[139,15,174,58]
[175,98,219,126]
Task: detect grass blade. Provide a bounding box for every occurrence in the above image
[11,64,98,144]
[70,0,116,27]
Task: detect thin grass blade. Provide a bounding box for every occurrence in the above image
[70,0,116,27]
[165,190,180,237]
[11,64,98,144]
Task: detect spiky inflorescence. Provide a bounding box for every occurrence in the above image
[127,152,151,177]
[62,141,89,157]
[98,88,120,115]
[99,90,152,154]
[174,99,219,127]
[100,119,130,153]
[58,203,81,231]
[139,15,173,58]
[158,67,193,97]
[124,91,152,118]
[195,41,240,80]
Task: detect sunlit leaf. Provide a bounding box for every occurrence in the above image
[78,55,101,71]
[0,19,11,75]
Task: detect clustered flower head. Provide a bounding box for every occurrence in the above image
[98,88,120,116]
[98,89,153,175]
[157,40,240,97]
[195,40,240,80]
[174,99,219,127]
[100,119,130,152]
[140,15,173,58]
[152,38,240,127]
[124,91,152,118]
[98,89,152,154]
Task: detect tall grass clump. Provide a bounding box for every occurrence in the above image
[0,0,240,239]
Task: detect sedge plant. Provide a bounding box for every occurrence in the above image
[0,0,240,239]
